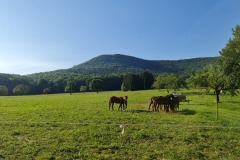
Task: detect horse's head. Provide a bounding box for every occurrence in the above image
[169,94,175,100]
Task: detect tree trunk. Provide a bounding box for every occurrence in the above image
[215,89,220,120]
[216,89,220,103]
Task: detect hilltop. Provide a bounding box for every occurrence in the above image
[59,54,218,76]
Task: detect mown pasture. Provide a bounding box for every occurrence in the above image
[0,89,239,159]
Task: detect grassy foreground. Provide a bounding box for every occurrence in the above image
[0,90,239,159]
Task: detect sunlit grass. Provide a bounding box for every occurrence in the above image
[0,89,239,159]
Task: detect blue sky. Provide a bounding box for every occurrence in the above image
[0,0,240,75]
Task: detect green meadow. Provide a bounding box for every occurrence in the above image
[0,89,239,159]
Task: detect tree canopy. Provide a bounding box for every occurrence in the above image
[219,25,240,95]
[153,74,187,93]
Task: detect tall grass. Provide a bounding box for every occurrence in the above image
[0,89,239,159]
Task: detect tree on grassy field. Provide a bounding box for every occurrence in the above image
[80,85,87,93]
[188,64,230,119]
[43,87,51,94]
[13,84,31,95]
[153,74,187,93]
[121,83,128,91]
[65,81,73,94]
[205,64,225,103]
[0,85,8,95]
[219,25,240,96]
[187,69,211,94]
[89,79,103,93]
[187,64,225,103]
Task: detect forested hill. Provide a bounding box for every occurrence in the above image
[65,54,218,76]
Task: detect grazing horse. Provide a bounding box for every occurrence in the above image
[152,96,164,112]
[173,96,180,111]
[109,96,128,111]
[149,96,165,112]
[162,95,170,112]
[164,94,179,112]
[149,96,158,111]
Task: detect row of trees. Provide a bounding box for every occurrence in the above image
[0,70,204,96]
[0,71,155,95]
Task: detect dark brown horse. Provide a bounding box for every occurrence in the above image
[109,96,128,111]
[173,96,180,111]
[163,94,179,112]
[149,96,164,112]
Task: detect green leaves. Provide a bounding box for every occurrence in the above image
[219,25,240,93]
[153,74,187,93]
[89,79,103,93]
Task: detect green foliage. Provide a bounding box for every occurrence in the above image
[141,71,154,90]
[122,72,154,91]
[64,81,73,93]
[186,70,208,88]
[187,64,225,102]
[12,84,31,95]
[121,83,127,91]
[0,85,8,95]
[43,87,51,94]
[153,74,187,93]
[70,54,218,76]
[219,25,240,95]
[89,79,103,93]
[123,73,143,91]
[80,85,87,92]
[0,90,239,159]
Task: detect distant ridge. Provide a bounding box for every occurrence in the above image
[25,54,218,78]
[65,54,218,76]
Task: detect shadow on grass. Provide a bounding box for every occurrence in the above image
[128,109,152,113]
[178,109,197,115]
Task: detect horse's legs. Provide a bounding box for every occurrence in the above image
[118,104,122,111]
[149,102,152,110]
[111,103,114,110]
[109,102,111,110]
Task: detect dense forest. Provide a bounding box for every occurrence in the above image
[0,54,218,95]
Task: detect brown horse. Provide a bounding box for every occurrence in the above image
[154,96,164,112]
[149,96,158,111]
[149,96,164,112]
[109,96,128,111]
[163,94,179,112]
[173,96,180,111]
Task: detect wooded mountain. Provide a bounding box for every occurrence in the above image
[60,54,218,76]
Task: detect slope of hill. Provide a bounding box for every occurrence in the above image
[66,54,218,76]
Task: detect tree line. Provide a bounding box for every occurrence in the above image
[0,72,155,95]
[0,70,194,96]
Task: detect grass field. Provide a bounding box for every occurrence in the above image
[0,89,240,159]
